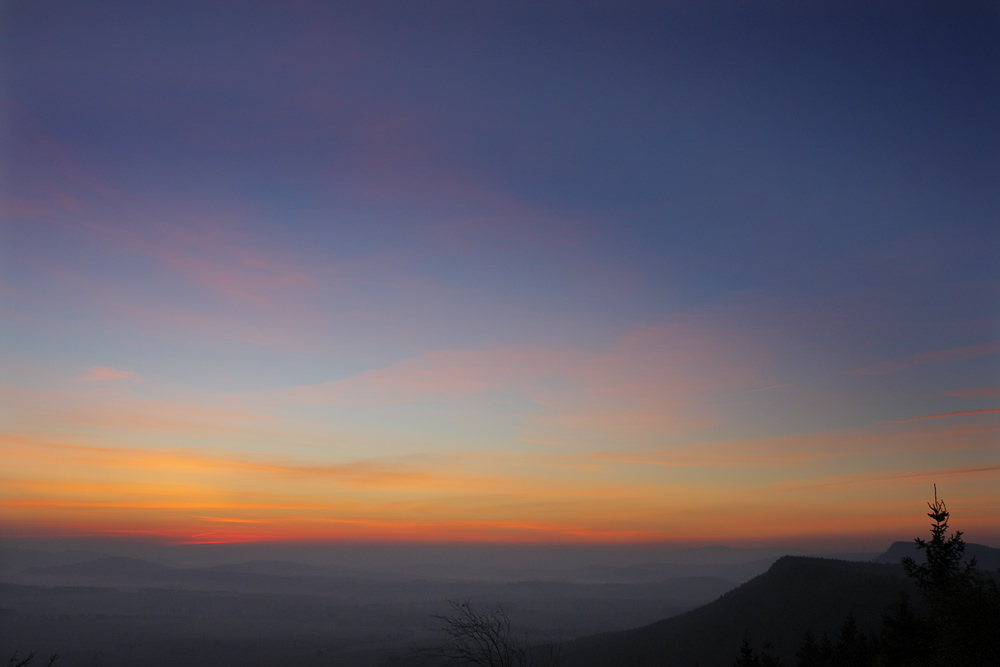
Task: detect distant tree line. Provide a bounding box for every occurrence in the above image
[732,487,1000,667]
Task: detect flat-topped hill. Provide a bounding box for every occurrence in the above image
[560,556,917,667]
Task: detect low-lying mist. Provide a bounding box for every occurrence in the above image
[1,539,878,667]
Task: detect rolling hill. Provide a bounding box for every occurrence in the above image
[558,556,918,667]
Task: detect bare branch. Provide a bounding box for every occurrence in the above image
[416,600,557,667]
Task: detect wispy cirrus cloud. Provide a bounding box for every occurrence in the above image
[279,321,765,406]
[268,320,769,447]
[75,366,139,382]
[589,416,1000,470]
[943,387,1000,399]
[846,341,1000,376]
[0,197,51,220]
[878,408,1000,424]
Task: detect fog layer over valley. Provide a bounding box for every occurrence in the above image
[0,542,874,666]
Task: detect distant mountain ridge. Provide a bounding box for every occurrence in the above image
[558,556,918,667]
[21,556,174,577]
[206,559,331,577]
[0,547,109,576]
[7,556,380,594]
[0,555,740,657]
[872,541,1000,569]
[4,555,735,607]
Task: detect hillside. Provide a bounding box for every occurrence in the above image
[559,557,918,667]
[872,541,1000,570]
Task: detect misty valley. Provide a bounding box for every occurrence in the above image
[4,538,997,667]
[0,544,776,666]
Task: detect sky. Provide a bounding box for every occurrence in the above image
[1,0,998,550]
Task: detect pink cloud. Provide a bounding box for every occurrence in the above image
[11,114,123,205]
[75,366,139,383]
[740,383,795,394]
[102,212,320,305]
[846,341,1000,376]
[285,322,765,408]
[157,248,317,305]
[943,387,1000,398]
[275,320,769,445]
[570,323,768,405]
[589,416,1000,471]
[0,197,51,220]
[283,348,566,406]
[878,408,1000,424]
[879,465,1000,482]
[54,193,88,216]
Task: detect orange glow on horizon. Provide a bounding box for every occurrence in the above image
[4,402,999,547]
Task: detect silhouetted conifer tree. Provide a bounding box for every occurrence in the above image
[839,613,857,644]
[795,630,819,667]
[900,485,1000,667]
[758,640,782,667]
[901,485,966,603]
[832,613,873,666]
[732,635,761,667]
[817,633,833,665]
[876,592,929,667]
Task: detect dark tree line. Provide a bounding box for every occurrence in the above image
[734,613,879,667]
[733,486,1000,667]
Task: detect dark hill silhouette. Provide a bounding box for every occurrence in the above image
[873,540,1000,570]
[541,558,777,585]
[9,557,366,594]
[558,556,918,667]
[0,547,108,576]
[19,556,173,577]
[206,559,336,577]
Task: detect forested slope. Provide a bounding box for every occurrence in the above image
[559,557,916,667]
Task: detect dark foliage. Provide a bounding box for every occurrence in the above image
[740,613,881,667]
[732,637,784,667]
[876,593,931,667]
[559,556,913,667]
[793,631,819,667]
[901,485,970,601]
[898,486,1000,666]
[732,635,760,667]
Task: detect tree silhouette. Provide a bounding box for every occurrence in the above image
[417,600,557,667]
[732,635,760,667]
[739,486,1000,667]
[901,484,966,601]
[5,653,59,667]
[731,636,781,667]
[877,593,930,667]
[899,484,1000,667]
[758,640,782,667]
[794,630,819,667]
